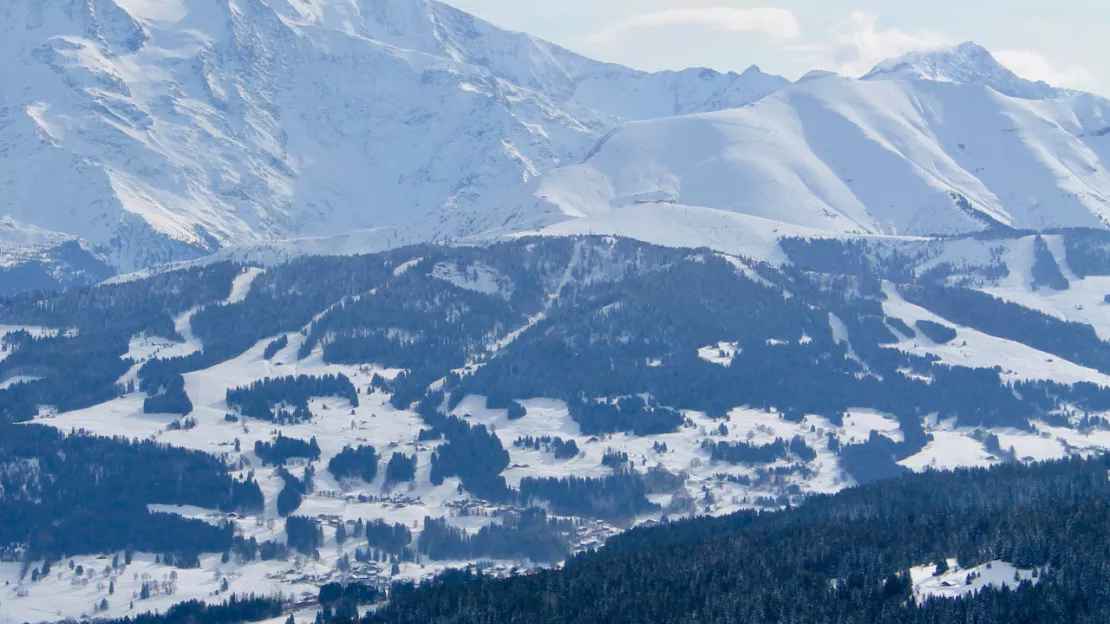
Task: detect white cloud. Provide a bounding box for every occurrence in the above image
[993,49,1096,91]
[824,11,952,77]
[584,7,802,45]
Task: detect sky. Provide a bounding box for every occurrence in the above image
[447,0,1106,95]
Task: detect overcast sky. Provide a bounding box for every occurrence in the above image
[447,0,1106,95]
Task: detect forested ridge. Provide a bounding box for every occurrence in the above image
[8,233,1110,439]
[351,455,1110,623]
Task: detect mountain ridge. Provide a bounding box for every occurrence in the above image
[0,0,788,272]
[861,41,1073,100]
[4,4,1110,281]
[492,59,1110,243]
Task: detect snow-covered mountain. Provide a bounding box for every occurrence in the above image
[6,0,1110,280]
[0,217,112,294]
[0,0,786,271]
[861,41,1073,100]
[490,43,1110,243]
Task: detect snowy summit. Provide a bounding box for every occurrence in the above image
[862,41,1072,99]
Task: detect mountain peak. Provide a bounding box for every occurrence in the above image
[798,69,838,83]
[0,0,793,271]
[861,41,1068,99]
[0,215,75,247]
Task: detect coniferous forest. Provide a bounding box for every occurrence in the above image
[4,232,1110,623]
[82,455,1110,624]
[349,455,1110,623]
[0,423,262,561]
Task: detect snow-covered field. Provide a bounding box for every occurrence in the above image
[516,202,835,264]
[899,430,1000,472]
[908,558,1041,602]
[979,236,1110,340]
[0,553,321,624]
[881,282,1110,387]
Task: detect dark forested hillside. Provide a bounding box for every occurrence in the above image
[6,234,1108,439]
[2,235,1110,531]
[4,232,1110,622]
[352,455,1110,623]
[0,423,261,561]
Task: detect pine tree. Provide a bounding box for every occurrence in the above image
[934,557,949,576]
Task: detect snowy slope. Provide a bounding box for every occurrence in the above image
[496,44,1110,240]
[0,215,74,248]
[337,0,789,121]
[0,0,786,271]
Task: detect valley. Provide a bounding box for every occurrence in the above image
[3,232,1110,621]
[2,0,1110,622]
